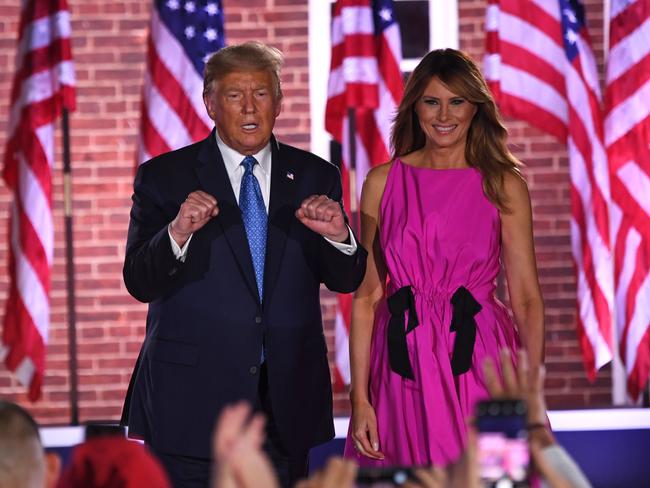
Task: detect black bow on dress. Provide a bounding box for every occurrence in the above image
[387,286,419,380]
[386,285,482,379]
[449,286,482,375]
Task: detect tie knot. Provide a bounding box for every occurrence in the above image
[241,155,257,173]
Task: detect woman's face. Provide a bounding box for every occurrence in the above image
[414,76,477,152]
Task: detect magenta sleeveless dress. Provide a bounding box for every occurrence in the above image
[344,159,521,466]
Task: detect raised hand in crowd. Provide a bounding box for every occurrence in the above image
[400,466,448,488]
[211,404,359,488]
[294,458,357,488]
[211,402,279,488]
[483,349,592,488]
[483,349,549,441]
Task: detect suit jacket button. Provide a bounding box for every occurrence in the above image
[249,366,258,375]
[254,315,262,324]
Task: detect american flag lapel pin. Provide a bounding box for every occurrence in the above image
[286,172,294,180]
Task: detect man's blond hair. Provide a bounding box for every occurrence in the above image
[203,41,284,99]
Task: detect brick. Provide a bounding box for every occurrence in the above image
[264,11,306,22]
[274,26,308,38]
[80,327,106,339]
[100,388,130,401]
[226,0,268,8]
[226,28,269,39]
[74,19,117,31]
[274,0,309,6]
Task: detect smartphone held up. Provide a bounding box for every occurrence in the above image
[476,399,530,488]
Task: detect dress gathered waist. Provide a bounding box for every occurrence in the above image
[386,282,495,304]
[386,283,485,379]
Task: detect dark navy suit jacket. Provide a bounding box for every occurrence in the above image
[121,131,367,459]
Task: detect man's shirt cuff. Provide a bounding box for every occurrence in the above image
[323,226,357,256]
[168,224,193,262]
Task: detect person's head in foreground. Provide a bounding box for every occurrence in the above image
[0,400,60,488]
[56,435,170,488]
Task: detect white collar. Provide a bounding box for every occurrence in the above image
[214,130,272,177]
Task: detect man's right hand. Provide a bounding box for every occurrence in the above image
[169,191,219,247]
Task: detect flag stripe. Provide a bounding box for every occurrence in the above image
[148,38,210,142]
[605,79,650,147]
[140,99,173,160]
[13,39,73,102]
[619,247,647,360]
[571,180,614,359]
[609,0,650,46]
[613,221,639,340]
[627,325,650,399]
[502,1,563,46]
[8,61,75,138]
[17,10,71,60]
[501,42,566,97]
[143,71,194,152]
[608,18,650,84]
[606,54,650,115]
[484,54,568,139]
[19,0,65,30]
[11,204,50,341]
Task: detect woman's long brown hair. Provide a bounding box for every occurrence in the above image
[390,48,522,211]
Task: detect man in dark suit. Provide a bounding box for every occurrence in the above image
[122,42,367,488]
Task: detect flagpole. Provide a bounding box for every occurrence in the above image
[62,108,79,425]
[347,108,358,229]
[603,0,627,406]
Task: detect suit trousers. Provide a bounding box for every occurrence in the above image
[151,363,309,488]
[257,362,310,488]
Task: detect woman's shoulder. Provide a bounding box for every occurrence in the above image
[499,169,531,212]
[501,169,529,197]
[366,160,393,184]
[361,161,394,211]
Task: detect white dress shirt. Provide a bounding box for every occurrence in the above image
[169,132,357,260]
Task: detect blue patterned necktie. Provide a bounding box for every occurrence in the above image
[239,155,267,302]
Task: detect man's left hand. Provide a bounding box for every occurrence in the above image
[295,195,349,242]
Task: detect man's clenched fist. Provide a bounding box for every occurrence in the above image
[169,190,219,247]
[295,195,349,243]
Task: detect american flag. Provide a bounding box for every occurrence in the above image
[485,0,615,379]
[137,0,225,164]
[1,0,75,401]
[325,0,403,388]
[605,0,650,400]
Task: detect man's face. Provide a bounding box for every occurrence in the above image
[204,70,282,155]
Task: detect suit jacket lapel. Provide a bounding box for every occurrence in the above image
[195,131,260,304]
[263,137,297,309]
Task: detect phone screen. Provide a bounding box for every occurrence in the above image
[476,400,529,488]
[356,466,416,487]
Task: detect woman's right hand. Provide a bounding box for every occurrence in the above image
[350,399,384,460]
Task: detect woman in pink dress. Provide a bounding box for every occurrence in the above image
[345,49,545,466]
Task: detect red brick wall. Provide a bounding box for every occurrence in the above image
[0,0,614,426]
